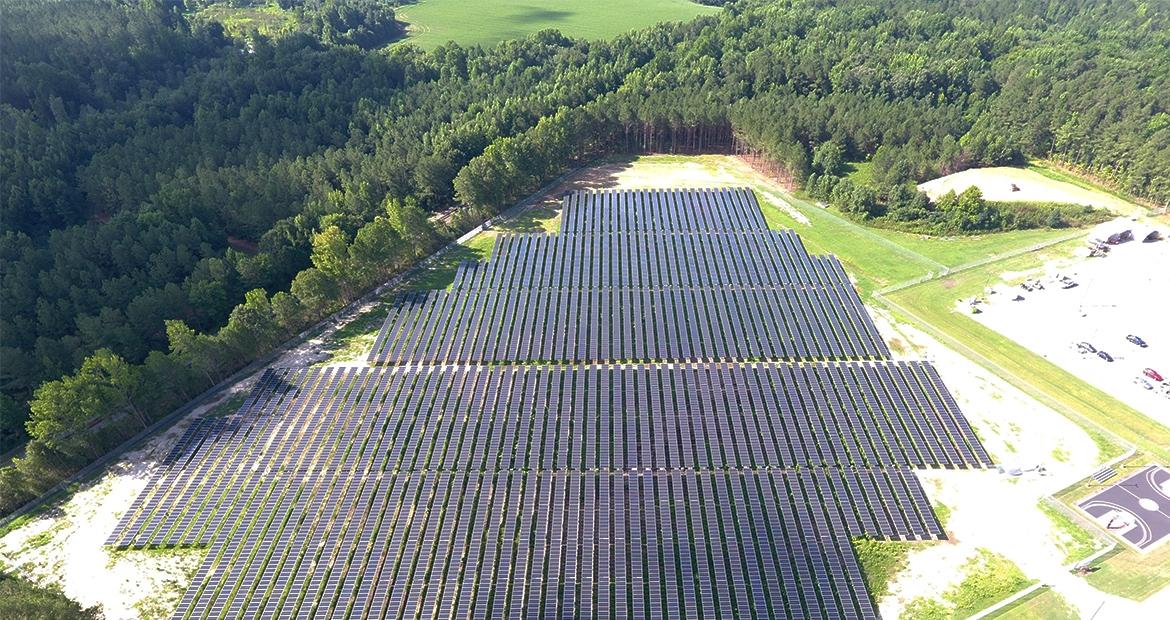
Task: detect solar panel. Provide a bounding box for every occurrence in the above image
[111,187,988,620]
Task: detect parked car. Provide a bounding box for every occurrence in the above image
[1077,341,1097,354]
[1127,334,1148,347]
[1134,377,1154,390]
[1144,368,1164,382]
[1097,350,1113,362]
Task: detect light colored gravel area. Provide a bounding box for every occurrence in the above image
[970,238,1170,426]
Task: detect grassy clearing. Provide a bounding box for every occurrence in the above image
[982,585,1078,619]
[852,537,920,600]
[193,2,298,39]
[494,203,561,233]
[396,0,719,49]
[843,160,874,185]
[204,394,246,418]
[1036,500,1103,565]
[317,301,394,364]
[107,547,206,620]
[401,233,495,292]
[903,549,1034,619]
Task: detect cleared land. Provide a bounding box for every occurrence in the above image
[397,0,719,49]
[918,165,1140,213]
[192,2,297,39]
[2,154,1164,618]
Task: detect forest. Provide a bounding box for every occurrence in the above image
[1,0,1167,515]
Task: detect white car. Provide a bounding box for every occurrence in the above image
[1134,377,1153,390]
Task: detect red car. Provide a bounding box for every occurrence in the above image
[1144,368,1164,382]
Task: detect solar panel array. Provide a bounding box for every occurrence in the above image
[560,187,767,233]
[448,231,841,289]
[369,190,889,364]
[111,187,991,619]
[370,286,886,363]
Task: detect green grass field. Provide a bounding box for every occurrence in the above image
[396,0,720,49]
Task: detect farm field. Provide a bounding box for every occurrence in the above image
[396,0,719,49]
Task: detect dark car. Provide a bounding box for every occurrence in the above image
[1128,334,1148,347]
[1144,368,1164,382]
[1097,350,1113,362]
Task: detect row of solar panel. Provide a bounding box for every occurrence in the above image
[559,187,768,233]
[108,363,986,549]
[368,285,888,364]
[450,231,840,290]
[121,470,936,619]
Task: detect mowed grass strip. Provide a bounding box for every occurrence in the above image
[982,585,1078,620]
[1084,542,1170,601]
[396,0,719,49]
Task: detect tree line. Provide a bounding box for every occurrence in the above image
[2,0,1167,516]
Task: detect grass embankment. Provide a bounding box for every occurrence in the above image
[396,0,719,49]
[982,586,1078,620]
[902,549,1034,619]
[1036,500,1103,565]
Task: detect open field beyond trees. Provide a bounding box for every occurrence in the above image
[918,166,1144,214]
[396,0,719,49]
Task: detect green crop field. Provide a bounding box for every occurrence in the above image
[396,0,720,49]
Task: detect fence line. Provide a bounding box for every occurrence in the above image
[875,228,1086,296]
[0,166,585,531]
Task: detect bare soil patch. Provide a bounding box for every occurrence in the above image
[919,167,1137,212]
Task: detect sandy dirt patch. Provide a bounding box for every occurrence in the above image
[528,155,813,226]
[919,167,1138,213]
[971,239,1170,426]
[0,397,224,618]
